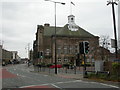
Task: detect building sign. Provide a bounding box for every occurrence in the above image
[111,39,115,48]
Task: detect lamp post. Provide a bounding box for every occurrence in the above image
[45,0,65,74]
[107,0,119,59]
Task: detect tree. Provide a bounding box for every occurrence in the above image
[99,35,111,61]
[99,35,110,49]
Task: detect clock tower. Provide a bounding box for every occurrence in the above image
[68,15,78,31]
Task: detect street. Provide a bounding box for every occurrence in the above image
[1,64,120,89]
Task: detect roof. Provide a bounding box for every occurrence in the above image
[44,26,61,36]
[43,24,95,38]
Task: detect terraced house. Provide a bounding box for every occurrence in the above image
[33,15,101,65]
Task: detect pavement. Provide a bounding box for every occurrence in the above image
[28,65,120,88]
[0,66,2,90]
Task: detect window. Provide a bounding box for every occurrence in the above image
[75,45,78,54]
[64,45,68,54]
[64,58,68,62]
[57,46,62,54]
[45,49,50,55]
[58,58,61,62]
[70,45,75,54]
[69,45,73,54]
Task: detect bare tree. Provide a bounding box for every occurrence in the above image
[99,35,111,61]
[99,35,110,49]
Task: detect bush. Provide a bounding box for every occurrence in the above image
[87,73,107,79]
[97,73,108,79]
[87,71,120,82]
[112,62,120,76]
[87,73,96,78]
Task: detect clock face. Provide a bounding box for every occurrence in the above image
[71,18,73,21]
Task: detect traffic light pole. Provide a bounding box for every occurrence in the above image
[83,53,87,78]
[79,41,89,78]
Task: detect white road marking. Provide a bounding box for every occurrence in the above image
[51,84,61,88]
[20,83,53,88]
[79,81,119,88]
[99,83,119,88]
[20,80,78,88]
[20,80,119,88]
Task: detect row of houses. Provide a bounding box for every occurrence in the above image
[0,45,20,65]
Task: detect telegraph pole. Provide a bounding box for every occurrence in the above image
[27,43,30,67]
[107,0,119,59]
[27,43,30,59]
[45,0,65,74]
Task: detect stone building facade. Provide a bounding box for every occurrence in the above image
[33,15,101,65]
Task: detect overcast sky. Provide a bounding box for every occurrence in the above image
[0,0,119,58]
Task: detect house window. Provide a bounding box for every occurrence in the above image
[64,45,68,54]
[70,45,76,54]
[58,58,61,62]
[75,45,78,54]
[69,45,73,54]
[45,49,50,55]
[64,58,68,62]
[57,46,62,54]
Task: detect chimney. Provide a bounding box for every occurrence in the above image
[44,23,50,27]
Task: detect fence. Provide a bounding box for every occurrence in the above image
[33,65,95,75]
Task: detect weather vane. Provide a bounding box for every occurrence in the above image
[70,0,75,15]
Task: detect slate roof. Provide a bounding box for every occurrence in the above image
[43,24,95,38]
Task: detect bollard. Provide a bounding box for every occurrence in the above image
[65,67,67,73]
[74,66,76,74]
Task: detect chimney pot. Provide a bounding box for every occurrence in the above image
[44,23,50,27]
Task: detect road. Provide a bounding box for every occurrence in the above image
[1,64,120,89]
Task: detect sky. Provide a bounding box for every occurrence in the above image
[0,0,119,58]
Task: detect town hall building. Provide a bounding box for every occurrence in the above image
[33,15,105,65]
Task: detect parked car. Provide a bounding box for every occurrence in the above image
[2,61,6,66]
[49,64,62,68]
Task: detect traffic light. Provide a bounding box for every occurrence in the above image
[84,41,89,54]
[79,42,84,54]
[40,52,43,58]
[79,41,89,54]
[38,51,43,58]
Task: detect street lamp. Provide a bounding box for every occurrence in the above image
[107,0,119,59]
[45,0,65,74]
